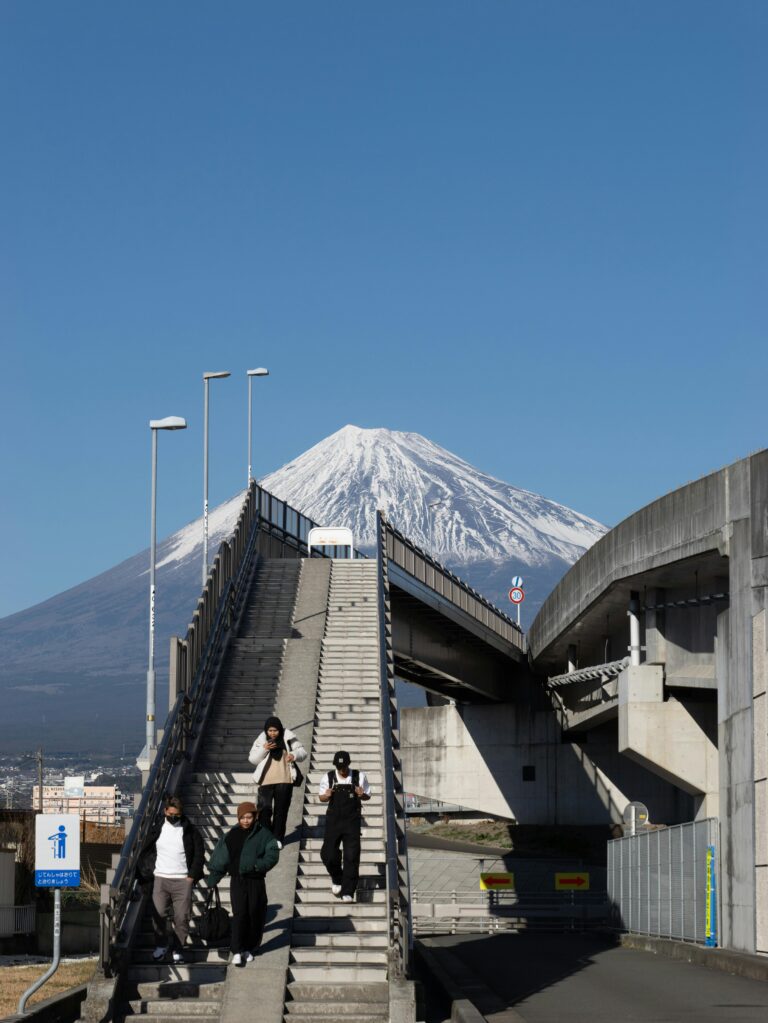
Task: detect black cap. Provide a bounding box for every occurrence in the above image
[333,750,351,768]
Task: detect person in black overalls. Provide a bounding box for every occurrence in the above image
[318,750,372,902]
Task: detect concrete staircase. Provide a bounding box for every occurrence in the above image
[284,561,390,1023]
[112,558,301,1023]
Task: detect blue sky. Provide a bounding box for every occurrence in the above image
[1,1,766,618]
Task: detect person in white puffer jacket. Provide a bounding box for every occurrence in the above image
[248,716,307,849]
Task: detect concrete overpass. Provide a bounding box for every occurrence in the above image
[401,448,768,959]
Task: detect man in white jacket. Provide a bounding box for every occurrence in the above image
[248,716,307,849]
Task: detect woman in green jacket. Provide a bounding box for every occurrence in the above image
[205,801,279,966]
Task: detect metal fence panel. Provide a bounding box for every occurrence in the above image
[608,818,718,944]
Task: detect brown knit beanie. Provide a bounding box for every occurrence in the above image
[237,801,257,820]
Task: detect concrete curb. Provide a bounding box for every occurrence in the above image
[619,933,768,982]
[415,941,525,1023]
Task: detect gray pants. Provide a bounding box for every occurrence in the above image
[152,876,193,948]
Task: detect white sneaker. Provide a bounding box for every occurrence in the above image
[331,883,342,896]
[341,895,353,903]
[152,946,167,961]
[171,951,185,964]
[232,953,243,967]
[245,951,254,962]
[276,840,283,850]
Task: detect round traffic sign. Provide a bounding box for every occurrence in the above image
[509,587,525,604]
[511,575,524,588]
[623,801,649,826]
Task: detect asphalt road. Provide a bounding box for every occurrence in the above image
[427,932,768,1022]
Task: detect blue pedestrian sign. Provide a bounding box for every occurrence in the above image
[35,814,80,887]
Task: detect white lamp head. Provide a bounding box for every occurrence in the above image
[203,371,231,380]
[149,416,187,431]
[247,367,269,377]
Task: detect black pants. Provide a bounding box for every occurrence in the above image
[258,783,293,842]
[229,875,267,954]
[321,820,361,897]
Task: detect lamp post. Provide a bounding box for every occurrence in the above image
[247,368,269,486]
[202,371,230,585]
[146,416,187,760]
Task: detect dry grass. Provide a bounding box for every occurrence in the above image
[0,958,96,1017]
[422,820,514,848]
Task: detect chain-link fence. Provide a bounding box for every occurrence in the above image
[607,818,718,944]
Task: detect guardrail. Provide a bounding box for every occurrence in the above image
[412,889,610,935]
[376,510,413,980]
[405,799,471,815]
[99,481,326,977]
[380,514,525,652]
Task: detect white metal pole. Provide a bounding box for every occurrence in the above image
[202,377,210,587]
[18,888,61,1013]
[247,374,253,486]
[147,428,158,754]
[629,591,641,667]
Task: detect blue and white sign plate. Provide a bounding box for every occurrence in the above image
[511,575,524,588]
[35,814,80,887]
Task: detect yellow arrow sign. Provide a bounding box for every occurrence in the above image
[555,872,590,891]
[480,871,515,890]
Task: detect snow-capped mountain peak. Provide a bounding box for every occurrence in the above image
[261,425,606,566]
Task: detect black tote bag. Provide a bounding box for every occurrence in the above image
[197,886,230,946]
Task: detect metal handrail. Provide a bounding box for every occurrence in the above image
[376,510,412,980]
[380,515,525,651]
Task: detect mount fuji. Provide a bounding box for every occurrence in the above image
[0,426,606,751]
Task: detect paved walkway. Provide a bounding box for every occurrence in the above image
[425,932,768,1022]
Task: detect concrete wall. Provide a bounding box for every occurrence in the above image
[525,449,768,955]
[401,704,692,826]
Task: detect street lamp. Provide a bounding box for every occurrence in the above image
[202,371,230,585]
[146,416,187,761]
[247,368,269,486]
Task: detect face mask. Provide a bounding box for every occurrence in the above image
[165,815,182,826]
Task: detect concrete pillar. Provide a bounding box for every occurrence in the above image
[618,664,718,817]
[645,588,666,664]
[752,609,768,953]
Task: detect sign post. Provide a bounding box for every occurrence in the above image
[705,845,718,947]
[508,583,525,628]
[18,814,80,1015]
[623,801,649,838]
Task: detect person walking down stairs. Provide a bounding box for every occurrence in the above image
[318,750,372,903]
[137,795,205,964]
[248,715,307,849]
[205,801,280,967]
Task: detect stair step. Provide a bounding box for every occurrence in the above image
[290,933,388,948]
[294,903,387,919]
[125,965,228,984]
[123,981,225,1000]
[287,965,387,984]
[125,998,221,1016]
[283,1013,387,1023]
[290,948,388,965]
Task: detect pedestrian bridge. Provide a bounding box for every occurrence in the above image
[79,483,527,1023]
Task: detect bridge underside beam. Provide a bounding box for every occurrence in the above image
[391,586,525,702]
